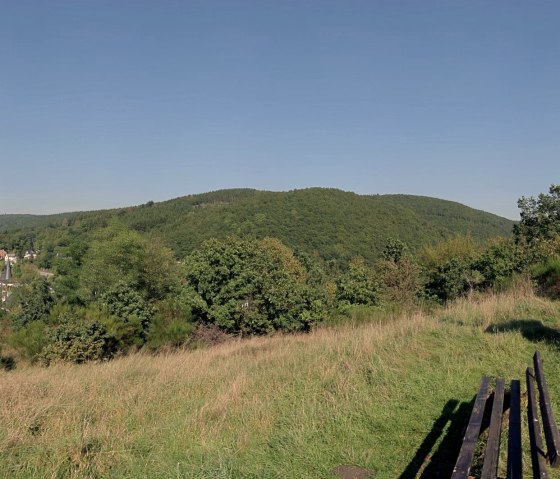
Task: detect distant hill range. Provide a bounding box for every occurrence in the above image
[0,188,514,263]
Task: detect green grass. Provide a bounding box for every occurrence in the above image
[1,288,560,478]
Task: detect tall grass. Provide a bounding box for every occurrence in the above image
[1,284,560,478]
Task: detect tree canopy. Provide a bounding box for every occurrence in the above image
[79,225,179,302]
[1,186,557,367]
[514,184,560,244]
[183,237,325,334]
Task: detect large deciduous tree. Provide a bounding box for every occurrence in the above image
[183,237,324,335]
[11,278,54,330]
[514,184,560,245]
[79,224,179,302]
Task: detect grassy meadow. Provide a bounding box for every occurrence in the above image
[2,284,560,478]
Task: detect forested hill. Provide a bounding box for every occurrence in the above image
[0,188,514,264]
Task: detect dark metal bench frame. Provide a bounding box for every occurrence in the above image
[451,352,560,478]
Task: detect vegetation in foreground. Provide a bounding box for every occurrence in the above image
[1,285,560,478]
[1,185,558,367]
[0,185,559,478]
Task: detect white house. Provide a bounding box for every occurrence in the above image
[24,249,37,261]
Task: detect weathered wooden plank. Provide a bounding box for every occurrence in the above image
[481,378,505,479]
[534,351,560,467]
[507,379,523,479]
[527,367,548,478]
[451,376,490,479]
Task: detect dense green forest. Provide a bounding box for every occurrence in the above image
[1,185,558,369]
[0,188,512,264]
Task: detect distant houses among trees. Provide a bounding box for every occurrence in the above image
[0,252,15,303]
[0,248,37,263]
[0,248,38,303]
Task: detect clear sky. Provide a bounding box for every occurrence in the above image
[1,1,558,219]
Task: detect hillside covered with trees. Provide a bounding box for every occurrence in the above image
[0,188,513,264]
[3,185,559,369]
[1,179,559,474]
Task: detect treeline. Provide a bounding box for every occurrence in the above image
[0,188,513,266]
[0,186,558,368]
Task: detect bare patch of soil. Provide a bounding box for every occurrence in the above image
[332,465,374,479]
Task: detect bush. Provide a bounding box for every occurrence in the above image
[382,238,408,264]
[424,258,484,303]
[145,314,194,351]
[532,256,560,299]
[474,238,520,289]
[419,234,479,272]
[39,313,112,366]
[187,323,230,348]
[145,296,194,350]
[8,321,49,363]
[98,283,155,350]
[336,257,379,306]
[376,256,421,306]
[145,318,193,350]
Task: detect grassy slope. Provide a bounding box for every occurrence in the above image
[1,287,560,478]
[0,189,514,263]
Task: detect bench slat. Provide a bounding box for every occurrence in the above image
[451,376,490,479]
[481,378,505,479]
[527,367,549,479]
[507,379,523,479]
[534,351,560,467]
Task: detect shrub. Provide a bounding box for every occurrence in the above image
[376,256,421,306]
[187,323,230,348]
[336,257,379,306]
[419,234,479,272]
[532,256,560,299]
[39,314,111,366]
[8,321,49,363]
[424,258,484,303]
[145,318,193,350]
[98,283,155,350]
[145,296,194,350]
[474,238,520,289]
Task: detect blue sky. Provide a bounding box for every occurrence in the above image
[1,1,558,219]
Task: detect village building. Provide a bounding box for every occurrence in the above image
[0,257,16,303]
[24,249,37,261]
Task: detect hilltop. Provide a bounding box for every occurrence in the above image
[0,188,514,263]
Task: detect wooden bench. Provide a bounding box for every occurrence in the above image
[452,352,560,478]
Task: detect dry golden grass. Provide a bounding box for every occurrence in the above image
[2,284,560,478]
